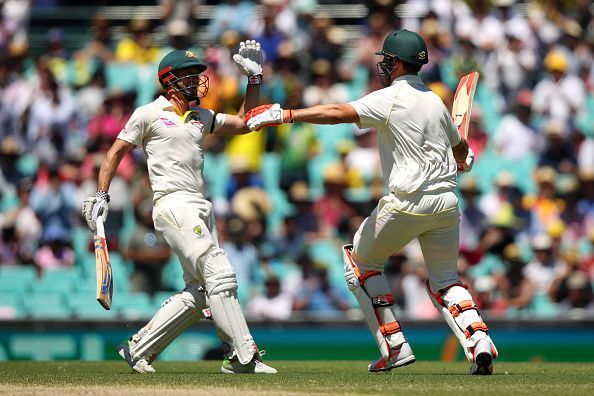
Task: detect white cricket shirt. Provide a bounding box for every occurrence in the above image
[117,96,226,201]
[350,75,461,195]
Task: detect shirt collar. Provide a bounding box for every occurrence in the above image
[155,95,175,110]
[392,74,424,86]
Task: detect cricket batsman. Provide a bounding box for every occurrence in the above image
[82,41,276,374]
[245,29,498,374]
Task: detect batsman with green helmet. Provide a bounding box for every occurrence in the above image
[245,29,497,374]
[82,41,276,374]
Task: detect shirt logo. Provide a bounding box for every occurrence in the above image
[187,114,203,128]
[159,117,176,127]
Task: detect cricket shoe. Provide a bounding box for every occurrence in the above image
[368,342,416,373]
[470,338,495,375]
[220,351,277,374]
[117,339,156,374]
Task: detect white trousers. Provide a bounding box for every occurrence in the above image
[353,191,461,291]
[153,191,219,286]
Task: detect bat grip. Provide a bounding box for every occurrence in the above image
[95,216,106,238]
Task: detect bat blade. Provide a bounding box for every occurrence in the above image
[452,71,479,140]
[94,218,113,310]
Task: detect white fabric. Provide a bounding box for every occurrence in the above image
[349,75,460,195]
[493,114,542,160]
[343,245,405,361]
[204,248,257,365]
[130,283,207,362]
[232,40,263,77]
[352,192,460,291]
[578,138,594,175]
[426,285,491,361]
[117,96,226,202]
[532,76,586,126]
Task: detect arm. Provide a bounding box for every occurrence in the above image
[98,138,135,192]
[82,138,134,232]
[246,103,360,130]
[452,138,469,163]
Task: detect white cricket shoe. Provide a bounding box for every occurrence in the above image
[117,340,156,374]
[220,352,278,374]
[368,342,416,372]
[470,338,495,375]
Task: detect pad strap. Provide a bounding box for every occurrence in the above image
[425,280,468,307]
[372,294,395,307]
[464,322,488,339]
[448,300,477,317]
[359,270,382,286]
[379,321,401,336]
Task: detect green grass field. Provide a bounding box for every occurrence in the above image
[1,361,593,395]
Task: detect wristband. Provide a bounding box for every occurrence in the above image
[248,74,263,85]
[283,109,294,124]
[96,190,110,203]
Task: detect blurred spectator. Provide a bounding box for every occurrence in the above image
[114,18,160,64]
[344,127,380,186]
[1,178,40,264]
[493,90,541,160]
[30,168,77,243]
[525,166,563,235]
[459,177,487,253]
[277,120,318,190]
[159,0,198,27]
[247,275,293,320]
[75,68,107,124]
[226,157,264,200]
[303,59,349,107]
[34,225,74,271]
[74,16,114,65]
[223,216,260,302]
[549,249,594,315]
[207,0,255,40]
[0,136,25,189]
[26,61,76,166]
[524,234,564,294]
[538,119,577,173]
[480,171,516,222]
[466,107,489,159]
[532,50,585,130]
[314,163,354,237]
[287,181,319,240]
[126,200,171,295]
[495,244,534,311]
[293,257,349,317]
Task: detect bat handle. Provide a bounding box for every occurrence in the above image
[96,216,105,238]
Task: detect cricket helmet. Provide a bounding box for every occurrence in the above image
[375,29,428,87]
[158,49,209,102]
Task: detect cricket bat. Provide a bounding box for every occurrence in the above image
[451,71,479,139]
[94,216,113,310]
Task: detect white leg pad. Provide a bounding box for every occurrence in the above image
[203,248,256,365]
[343,245,405,361]
[426,282,497,361]
[130,283,207,362]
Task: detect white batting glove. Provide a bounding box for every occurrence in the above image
[457,147,475,173]
[246,103,294,131]
[232,40,263,84]
[82,191,110,233]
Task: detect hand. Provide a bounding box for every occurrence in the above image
[233,40,263,83]
[82,191,110,233]
[245,104,293,131]
[457,147,474,173]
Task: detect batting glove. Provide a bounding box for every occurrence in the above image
[82,191,110,233]
[233,40,263,85]
[246,104,293,131]
[457,147,475,173]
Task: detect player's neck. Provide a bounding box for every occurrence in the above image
[168,94,189,116]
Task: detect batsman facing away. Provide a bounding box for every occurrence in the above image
[82,41,276,374]
[246,29,498,374]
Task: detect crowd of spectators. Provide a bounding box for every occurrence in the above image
[1,0,594,320]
